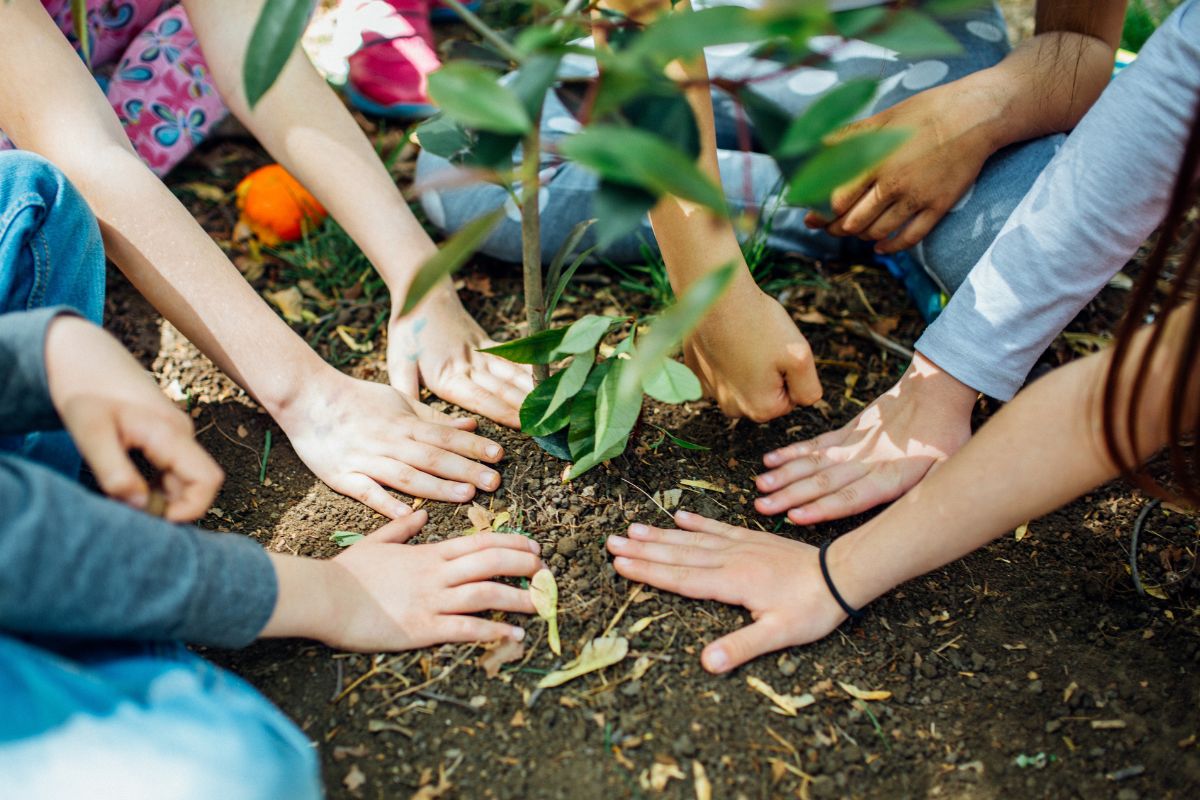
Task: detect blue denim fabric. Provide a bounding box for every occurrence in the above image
[0,636,322,800]
[414,2,1061,297]
[0,151,105,477]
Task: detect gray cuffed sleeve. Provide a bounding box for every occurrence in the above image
[0,307,77,435]
[916,1,1200,400]
[0,454,278,648]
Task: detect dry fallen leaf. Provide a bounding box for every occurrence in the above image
[467,503,493,532]
[642,758,686,792]
[838,681,892,702]
[627,654,654,682]
[477,637,524,679]
[1014,521,1029,542]
[530,569,561,656]
[343,764,366,792]
[627,612,671,636]
[692,761,712,800]
[336,325,373,354]
[661,488,683,509]
[537,636,629,688]
[747,676,816,716]
[410,765,452,800]
[265,286,305,323]
[680,479,725,493]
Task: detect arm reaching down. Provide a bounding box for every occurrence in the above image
[611,302,1198,672]
[758,2,1200,524]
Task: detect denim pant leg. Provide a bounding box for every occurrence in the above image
[415,2,1057,294]
[0,635,322,800]
[0,151,106,477]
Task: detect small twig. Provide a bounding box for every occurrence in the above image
[619,476,672,521]
[416,689,481,712]
[601,583,645,638]
[843,319,915,362]
[333,655,385,704]
[441,0,525,63]
[1129,498,1161,598]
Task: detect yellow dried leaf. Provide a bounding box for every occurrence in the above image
[491,511,511,530]
[646,759,686,792]
[747,676,815,716]
[680,479,725,493]
[627,612,671,636]
[1014,522,1029,541]
[477,637,524,679]
[537,636,628,688]
[627,655,654,682]
[531,569,561,656]
[662,488,683,509]
[266,286,305,323]
[178,182,227,203]
[336,325,374,354]
[467,504,493,532]
[692,761,712,800]
[1145,585,1168,600]
[343,764,366,792]
[838,681,891,702]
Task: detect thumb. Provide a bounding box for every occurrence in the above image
[371,509,429,543]
[784,342,823,406]
[71,408,151,509]
[389,357,421,399]
[701,616,788,674]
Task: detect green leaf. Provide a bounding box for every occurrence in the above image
[785,129,910,207]
[924,0,992,15]
[650,424,711,451]
[593,181,657,248]
[545,219,596,321]
[546,247,595,324]
[618,264,736,406]
[331,530,365,547]
[738,88,794,156]
[522,350,595,435]
[591,352,642,461]
[480,327,568,364]
[428,62,532,135]
[568,359,613,460]
[642,358,702,404]
[520,369,571,437]
[832,6,887,38]
[557,315,619,355]
[415,114,473,160]
[509,54,563,120]
[243,0,314,108]
[399,208,504,316]
[629,6,767,64]
[567,431,630,479]
[777,79,877,157]
[623,89,701,161]
[560,126,727,214]
[856,9,963,57]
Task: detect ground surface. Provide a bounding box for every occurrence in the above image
[100,3,1200,797]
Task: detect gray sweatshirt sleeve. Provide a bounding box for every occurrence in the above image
[0,453,278,649]
[915,0,1200,401]
[0,307,71,435]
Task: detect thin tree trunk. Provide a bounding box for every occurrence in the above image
[521,114,548,383]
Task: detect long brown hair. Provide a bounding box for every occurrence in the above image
[1102,100,1200,504]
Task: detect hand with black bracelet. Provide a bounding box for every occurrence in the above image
[606,510,855,674]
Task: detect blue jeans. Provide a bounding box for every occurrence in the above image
[0,150,105,477]
[0,636,322,800]
[415,1,1063,296]
[0,152,324,799]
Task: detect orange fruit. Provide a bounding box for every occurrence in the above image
[235,164,327,245]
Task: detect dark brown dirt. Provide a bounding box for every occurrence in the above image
[105,222,1200,799]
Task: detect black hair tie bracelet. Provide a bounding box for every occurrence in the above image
[819,540,864,621]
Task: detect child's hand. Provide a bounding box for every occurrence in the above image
[44,315,223,521]
[388,283,534,429]
[606,510,848,672]
[755,352,975,524]
[269,510,542,651]
[683,283,822,422]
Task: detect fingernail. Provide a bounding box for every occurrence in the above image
[456,485,473,500]
[613,556,631,568]
[486,444,502,460]
[705,648,729,672]
[510,627,526,641]
[609,535,628,547]
[483,473,500,491]
[628,524,647,537]
[758,474,775,489]
[130,492,149,509]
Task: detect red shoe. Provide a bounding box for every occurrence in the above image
[345,0,440,118]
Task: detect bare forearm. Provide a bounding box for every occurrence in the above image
[260,553,340,641]
[833,310,1183,608]
[183,0,438,299]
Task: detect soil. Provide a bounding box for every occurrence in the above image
[98,4,1200,797]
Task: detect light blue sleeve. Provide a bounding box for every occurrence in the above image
[915,0,1200,401]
